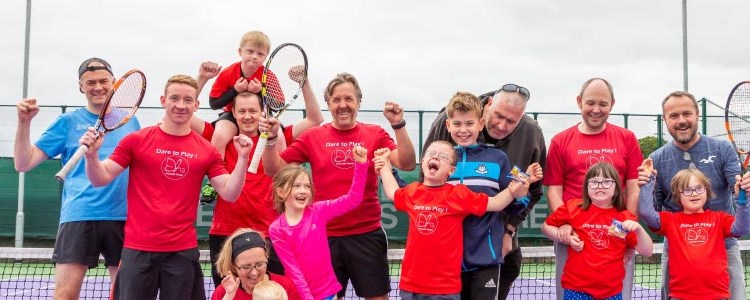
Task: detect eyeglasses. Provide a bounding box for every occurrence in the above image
[682,152,697,170]
[237,261,268,272]
[680,185,706,196]
[499,83,531,100]
[423,150,452,163]
[587,179,616,189]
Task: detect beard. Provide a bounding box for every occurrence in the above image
[673,126,698,144]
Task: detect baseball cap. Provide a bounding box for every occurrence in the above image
[78,57,113,78]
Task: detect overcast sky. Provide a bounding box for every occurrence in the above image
[3,0,750,114]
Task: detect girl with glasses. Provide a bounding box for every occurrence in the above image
[639,167,750,299]
[212,228,300,300]
[542,162,653,300]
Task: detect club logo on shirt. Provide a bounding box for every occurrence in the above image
[415,212,438,235]
[684,227,708,246]
[588,229,609,249]
[475,164,488,175]
[161,156,189,180]
[327,142,363,169]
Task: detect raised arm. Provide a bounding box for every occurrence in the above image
[291,79,323,138]
[210,134,252,202]
[189,61,222,135]
[318,146,368,220]
[14,98,49,172]
[80,129,126,186]
[383,101,416,171]
[637,158,661,230]
[638,178,661,230]
[375,148,398,201]
[260,116,289,176]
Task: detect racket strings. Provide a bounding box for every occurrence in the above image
[103,72,146,130]
[263,46,307,115]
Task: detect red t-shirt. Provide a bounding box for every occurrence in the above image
[109,126,228,251]
[280,122,397,236]
[210,272,301,300]
[395,183,487,294]
[545,199,638,298]
[543,123,642,202]
[202,122,294,236]
[657,210,735,299]
[210,62,271,112]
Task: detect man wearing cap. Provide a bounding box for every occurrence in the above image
[14,57,141,300]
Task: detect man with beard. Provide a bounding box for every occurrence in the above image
[643,91,745,299]
[544,77,642,300]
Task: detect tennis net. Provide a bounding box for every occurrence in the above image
[1,242,748,299]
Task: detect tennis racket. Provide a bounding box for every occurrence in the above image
[247,43,308,173]
[55,69,146,182]
[725,81,750,205]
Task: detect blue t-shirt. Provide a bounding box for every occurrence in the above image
[35,108,141,223]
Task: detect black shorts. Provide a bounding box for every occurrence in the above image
[329,227,391,298]
[460,265,500,300]
[113,248,204,300]
[208,234,285,287]
[51,221,124,268]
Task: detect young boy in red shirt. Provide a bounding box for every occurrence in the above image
[374,142,542,298]
[209,31,277,158]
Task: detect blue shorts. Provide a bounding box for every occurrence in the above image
[563,289,622,300]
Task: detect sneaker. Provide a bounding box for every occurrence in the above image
[200,183,217,205]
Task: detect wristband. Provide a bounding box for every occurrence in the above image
[391,119,406,130]
[505,228,516,237]
[266,138,278,147]
[267,135,278,141]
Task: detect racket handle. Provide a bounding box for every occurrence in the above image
[740,190,747,205]
[55,144,89,182]
[247,133,268,174]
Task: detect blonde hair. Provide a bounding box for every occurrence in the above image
[252,280,288,300]
[239,31,271,53]
[445,92,482,120]
[163,74,198,96]
[272,165,314,213]
[215,228,267,277]
[670,168,714,207]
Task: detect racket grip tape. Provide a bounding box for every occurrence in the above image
[247,133,268,174]
[740,190,747,205]
[54,144,89,182]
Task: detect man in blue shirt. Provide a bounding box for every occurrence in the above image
[14,57,140,300]
[647,91,745,299]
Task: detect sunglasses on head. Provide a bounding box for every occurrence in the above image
[499,83,531,100]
